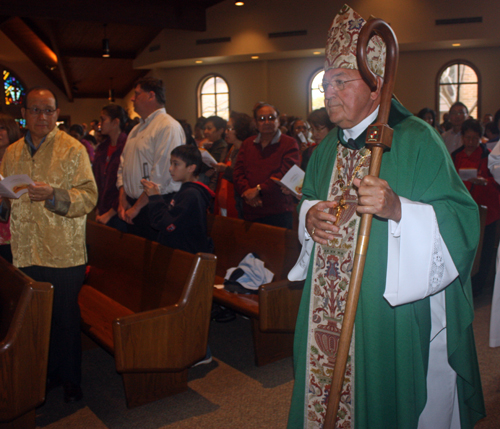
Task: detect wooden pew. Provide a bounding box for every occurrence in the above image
[80,221,217,408]
[0,259,53,429]
[207,215,304,366]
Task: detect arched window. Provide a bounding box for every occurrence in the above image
[309,69,325,112]
[197,74,229,120]
[1,67,27,127]
[438,61,479,123]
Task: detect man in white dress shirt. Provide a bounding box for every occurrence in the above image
[117,77,185,240]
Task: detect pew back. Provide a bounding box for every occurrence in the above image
[208,214,301,282]
[207,215,304,366]
[86,221,195,313]
[0,259,53,424]
[81,221,217,407]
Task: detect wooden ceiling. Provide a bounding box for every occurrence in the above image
[0,0,224,100]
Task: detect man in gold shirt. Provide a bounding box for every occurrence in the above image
[0,87,97,403]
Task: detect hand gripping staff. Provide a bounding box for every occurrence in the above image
[323,18,399,428]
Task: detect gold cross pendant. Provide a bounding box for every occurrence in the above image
[334,197,347,225]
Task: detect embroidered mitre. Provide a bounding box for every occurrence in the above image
[324,4,386,77]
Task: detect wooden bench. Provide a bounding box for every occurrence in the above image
[0,258,53,429]
[207,215,304,366]
[80,221,217,408]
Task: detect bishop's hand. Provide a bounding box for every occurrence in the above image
[353,176,401,222]
[305,200,340,245]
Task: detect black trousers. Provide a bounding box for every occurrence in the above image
[0,244,12,264]
[20,264,86,386]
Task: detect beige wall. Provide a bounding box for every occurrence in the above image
[152,56,325,124]
[146,46,500,127]
[396,47,500,118]
[136,0,500,68]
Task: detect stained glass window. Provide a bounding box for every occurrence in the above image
[3,69,25,106]
[15,118,26,128]
[198,75,229,120]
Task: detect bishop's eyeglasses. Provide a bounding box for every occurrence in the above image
[319,78,363,93]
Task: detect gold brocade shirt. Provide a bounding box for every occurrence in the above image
[0,127,97,268]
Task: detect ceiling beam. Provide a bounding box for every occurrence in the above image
[5,0,224,31]
[43,20,73,102]
[0,17,66,94]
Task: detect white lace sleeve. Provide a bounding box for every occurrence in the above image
[288,199,320,281]
[384,197,459,307]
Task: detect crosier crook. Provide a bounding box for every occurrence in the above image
[323,17,400,428]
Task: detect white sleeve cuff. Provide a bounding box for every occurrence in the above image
[288,199,320,281]
[384,197,459,306]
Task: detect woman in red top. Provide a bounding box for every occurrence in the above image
[452,118,500,294]
[213,112,256,218]
[93,104,128,231]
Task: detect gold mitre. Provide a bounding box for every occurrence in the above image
[324,4,386,77]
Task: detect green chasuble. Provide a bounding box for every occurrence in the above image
[288,99,485,428]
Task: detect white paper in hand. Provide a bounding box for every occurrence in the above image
[199,148,217,167]
[0,174,35,199]
[272,164,305,197]
[458,168,477,181]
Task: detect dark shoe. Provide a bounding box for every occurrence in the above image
[63,382,83,403]
[214,308,236,323]
[211,303,223,320]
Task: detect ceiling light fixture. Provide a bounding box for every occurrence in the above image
[313,51,321,55]
[251,56,259,59]
[195,60,203,64]
[452,43,461,47]
[235,1,244,6]
[102,24,110,58]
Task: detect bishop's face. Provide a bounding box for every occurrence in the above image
[323,68,379,130]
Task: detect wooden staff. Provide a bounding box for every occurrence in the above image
[323,18,399,428]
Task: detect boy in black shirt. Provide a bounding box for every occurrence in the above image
[141,145,214,254]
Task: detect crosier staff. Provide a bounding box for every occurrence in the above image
[323,17,399,428]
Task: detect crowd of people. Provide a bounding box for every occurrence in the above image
[0,6,498,423]
[0,77,334,404]
[418,103,500,296]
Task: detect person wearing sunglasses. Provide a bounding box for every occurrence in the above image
[233,103,300,229]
